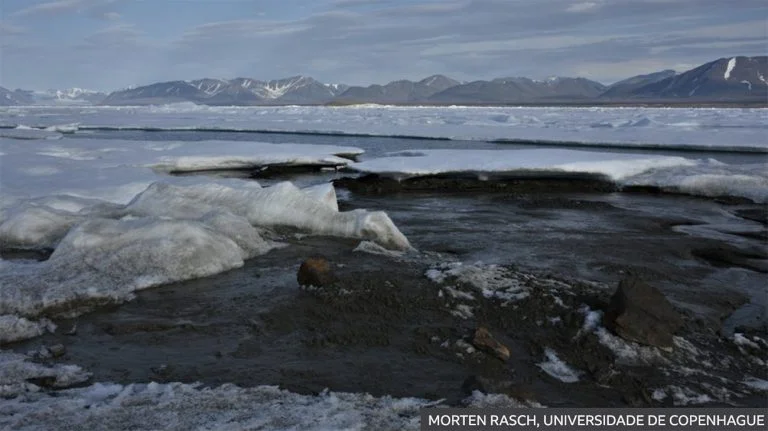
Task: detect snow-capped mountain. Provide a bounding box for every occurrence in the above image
[616,56,767,100]
[5,56,761,107]
[34,88,107,104]
[0,87,106,105]
[103,76,348,106]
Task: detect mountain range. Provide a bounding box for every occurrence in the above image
[1,56,765,106]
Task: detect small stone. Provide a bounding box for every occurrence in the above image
[297,257,336,287]
[604,276,683,348]
[471,327,511,361]
[48,344,66,358]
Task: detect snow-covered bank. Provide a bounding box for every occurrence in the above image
[1,105,766,152]
[350,149,768,203]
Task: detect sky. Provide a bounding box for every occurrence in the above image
[0,0,765,91]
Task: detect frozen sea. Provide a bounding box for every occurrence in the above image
[0,105,766,429]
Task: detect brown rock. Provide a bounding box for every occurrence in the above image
[297,257,336,287]
[604,276,683,348]
[471,327,511,361]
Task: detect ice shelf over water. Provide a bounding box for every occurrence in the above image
[351,149,768,203]
[2,104,767,152]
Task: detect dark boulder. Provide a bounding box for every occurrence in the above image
[297,257,337,287]
[604,277,683,348]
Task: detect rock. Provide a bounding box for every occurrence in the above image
[604,277,683,348]
[471,327,511,361]
[297,257,336,287]
[48,344,66,358]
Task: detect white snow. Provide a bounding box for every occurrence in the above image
[741,80,752,91]
[536,348,581,383]
[0,316,56,344]
[668,385,714,406]
[0,125,62,140]
[149,142,361,172]
[2,105,766,152]
[0,376,430,430]
[0,350,91,398]
[352,148,696,180]
[743,377,768,391]
[724,57,737,80]
[426,262,531,303]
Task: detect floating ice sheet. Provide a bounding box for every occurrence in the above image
[351,149,768,203]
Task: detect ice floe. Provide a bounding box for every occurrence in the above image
[351,149,768,203]
[0,125,62,140]
[353,149,697,180]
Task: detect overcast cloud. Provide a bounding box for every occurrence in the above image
[0,0,765,90]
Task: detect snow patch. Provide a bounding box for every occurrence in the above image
[743,377,768,391]
[0,316,56,344]
[0,380,436,430]
[724,57,737,80]
[537,348,581,383]
[0,126,62,140]
[426,262,531,303]
[463,391,544,408]
[0,350,91,398]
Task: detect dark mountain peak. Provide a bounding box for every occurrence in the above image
[624,55,767,99]
[418,75,460,90]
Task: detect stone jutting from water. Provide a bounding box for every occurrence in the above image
[604,276,683,348]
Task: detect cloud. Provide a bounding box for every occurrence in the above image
[100,11,121,21]
[2,0,766,90]
[0,23,27,36]
[566,2,600,13]
[12,0,86,17]
[11,0,122,19]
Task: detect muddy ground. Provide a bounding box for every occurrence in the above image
[6,186,768,408]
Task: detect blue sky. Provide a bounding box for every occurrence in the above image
[1,0,765,91]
